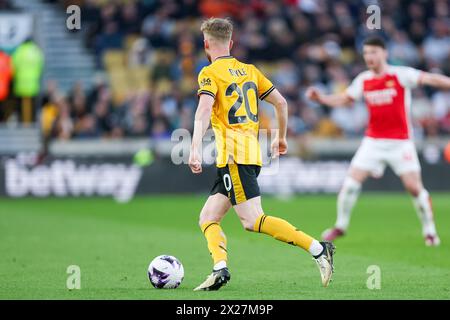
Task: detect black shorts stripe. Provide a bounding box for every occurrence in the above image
[198,90,215,99]
[259,86,275,100]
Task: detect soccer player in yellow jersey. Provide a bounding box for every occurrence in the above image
[189,18,335,291]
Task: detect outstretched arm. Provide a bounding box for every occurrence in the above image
[189,94,214,174]
[419,72,450,90]
[264,88,288,157]
[305,87,354,108]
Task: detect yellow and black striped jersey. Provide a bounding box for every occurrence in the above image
[197,56,274,168]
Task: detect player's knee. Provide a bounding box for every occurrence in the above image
[198,211,220,227]
[401,172,423,197]
[405,183,421,197]
[402,179,421,197]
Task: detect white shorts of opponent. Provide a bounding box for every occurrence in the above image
[350,137,421,178]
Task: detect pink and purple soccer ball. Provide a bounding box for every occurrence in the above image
[148,255,184,289]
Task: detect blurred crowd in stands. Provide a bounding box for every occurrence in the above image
[1,0,450,141]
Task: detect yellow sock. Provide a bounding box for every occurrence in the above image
[201,221,227,265]
[253,214,314,252]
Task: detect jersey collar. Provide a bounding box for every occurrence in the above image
[369,64,392,78]
[214,55,234,61]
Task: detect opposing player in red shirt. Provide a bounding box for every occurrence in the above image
[306,37,450,246]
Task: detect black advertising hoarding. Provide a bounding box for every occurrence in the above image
[0,155,449,201]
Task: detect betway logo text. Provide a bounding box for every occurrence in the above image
[5,159,142,202]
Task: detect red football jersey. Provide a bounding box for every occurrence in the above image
[346,66,423,140]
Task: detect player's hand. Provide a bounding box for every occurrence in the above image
[278,138,288,155]
[271,138,288,159]
[306,87,321,102]
[189,148,202,174]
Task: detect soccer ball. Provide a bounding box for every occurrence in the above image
[148,255,184,289]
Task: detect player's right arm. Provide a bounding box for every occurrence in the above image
[189,94,214,174]
[189,67,218,174]
[305,87,354,108]
[306,72,364,107]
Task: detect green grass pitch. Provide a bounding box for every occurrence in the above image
[1,193,449,300]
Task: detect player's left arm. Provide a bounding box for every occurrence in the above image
[253,65,288,158]
[264,88,288,158]
[189,94,214,174]
[419,72,450,90]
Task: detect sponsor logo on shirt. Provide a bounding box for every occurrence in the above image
[200,78,211,87]
[364,88,397,105]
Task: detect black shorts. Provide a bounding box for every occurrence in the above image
[210,162,261,205]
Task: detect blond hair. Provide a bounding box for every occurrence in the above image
[200,17,233,43]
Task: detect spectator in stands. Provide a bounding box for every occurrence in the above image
[388,31,420,66]
[40,80,59,138]
[128,38,153,67]
[93,87,114,137]
[120,92,150,137]
[119,1,141,34]
[69,82,89,123]
[51,95,73,140]
[95,21,124,68]
[423,18,450,65]
[0,50,13,121]
[149,95,172,139]
[141,7,175,49]
[11,38,44,124]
